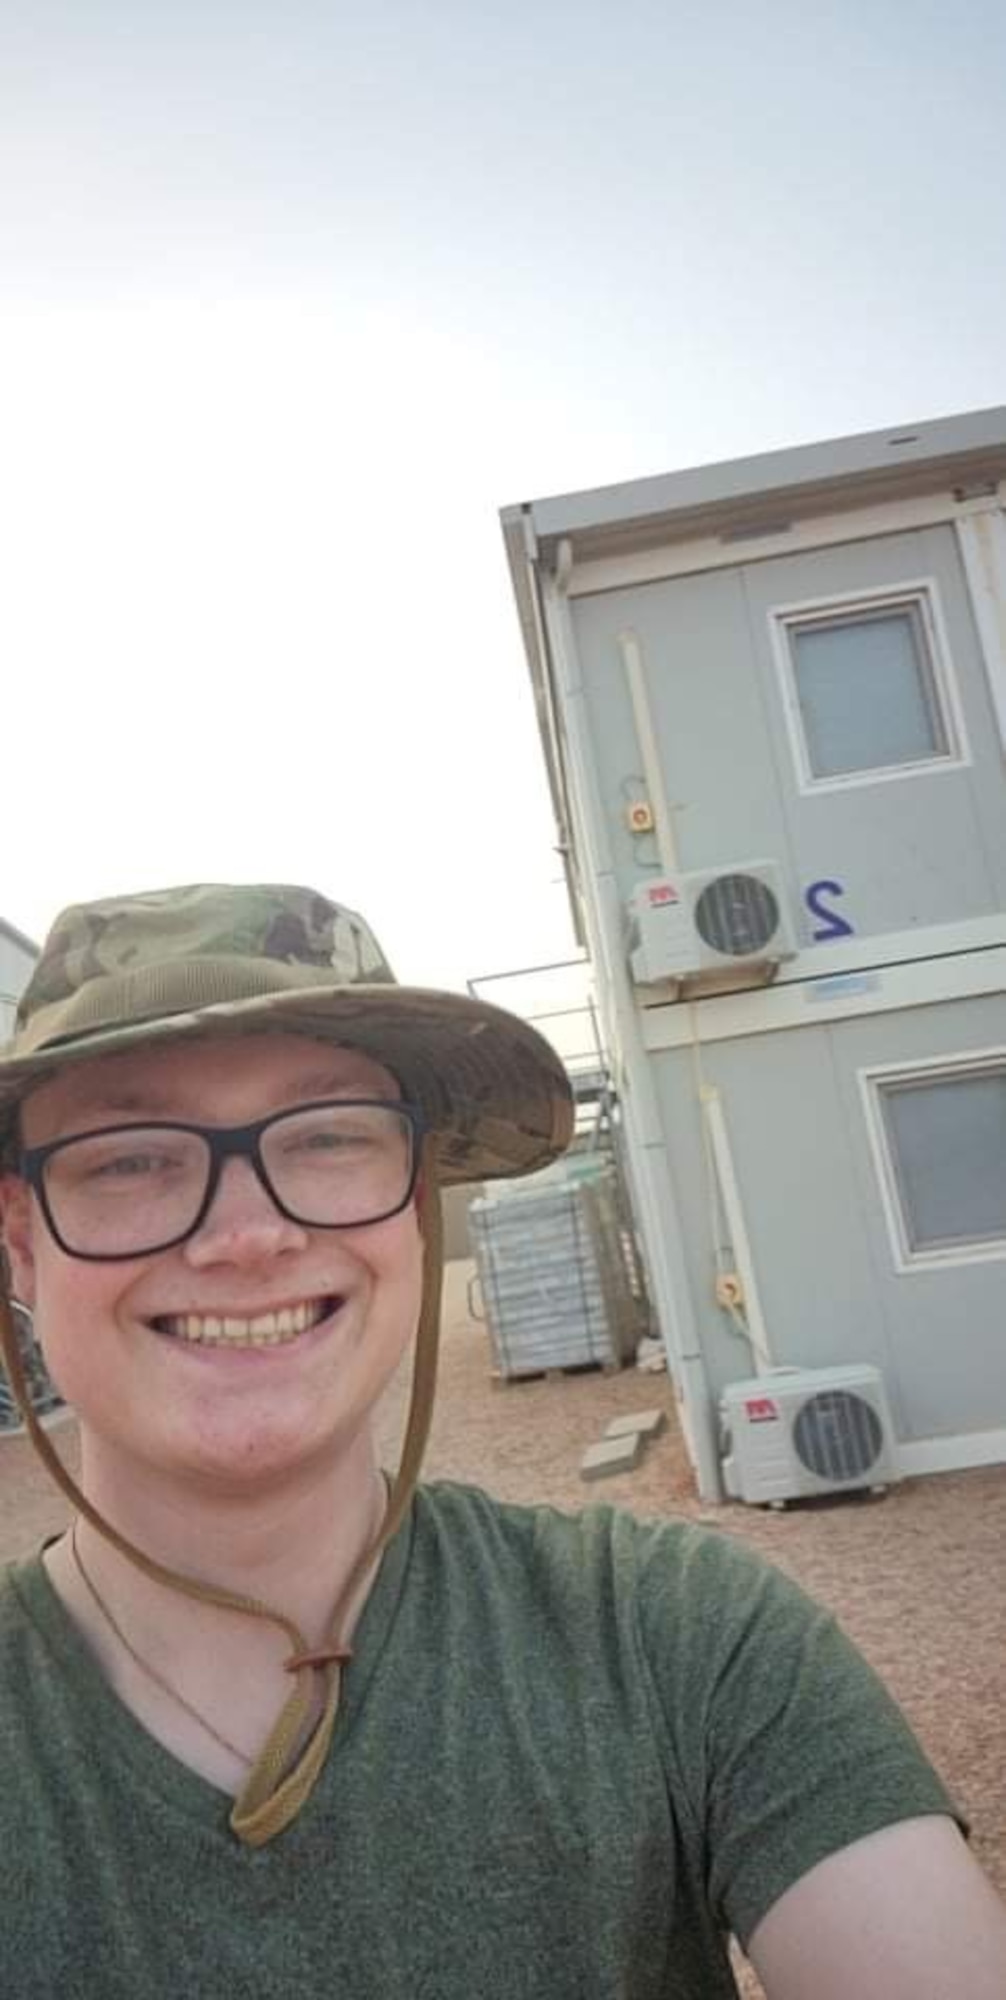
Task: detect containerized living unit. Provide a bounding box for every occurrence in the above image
[502,408,1006,1501]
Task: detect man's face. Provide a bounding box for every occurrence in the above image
[0,1033,424,1494]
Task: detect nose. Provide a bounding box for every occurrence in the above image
[183,1154,308,1269]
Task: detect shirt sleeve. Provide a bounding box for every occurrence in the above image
[632,1518,968,1951]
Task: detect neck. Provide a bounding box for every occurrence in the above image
[40,1426,398,1798]
[64,1426,390,1649]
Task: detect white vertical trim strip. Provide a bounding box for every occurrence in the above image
[617,630,679,870]
[703,1090,775,1373]
[955,509,1006,755]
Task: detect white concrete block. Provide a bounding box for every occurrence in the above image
[604,1408,667,1441]
[580,1433,644,1481]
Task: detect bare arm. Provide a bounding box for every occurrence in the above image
[747,1815,1006,2000]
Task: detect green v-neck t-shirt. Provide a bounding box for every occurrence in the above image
[0,1481,961,1998]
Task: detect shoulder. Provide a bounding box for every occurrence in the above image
[410,1478,772,1646]
[414,1476,770,1579]
[412,1476,683,1574]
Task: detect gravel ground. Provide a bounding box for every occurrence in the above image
[2,1260,1004,1994]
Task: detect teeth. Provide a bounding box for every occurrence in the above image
[160,1299,329,1346]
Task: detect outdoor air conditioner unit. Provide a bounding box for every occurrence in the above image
[720,1364,900,1506]
[628,861,797,984]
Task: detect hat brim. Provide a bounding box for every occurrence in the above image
[0,982,573,1186]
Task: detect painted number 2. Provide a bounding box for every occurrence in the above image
[805,879,854,941]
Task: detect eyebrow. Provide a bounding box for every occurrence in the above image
[69,1090,162,1119]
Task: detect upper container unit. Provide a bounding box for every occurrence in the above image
[503,408,1006,986]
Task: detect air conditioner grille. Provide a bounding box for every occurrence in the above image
[693,872,780,956]
[792,1390,884,1483]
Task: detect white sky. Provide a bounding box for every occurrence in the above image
[1,0,1004,992]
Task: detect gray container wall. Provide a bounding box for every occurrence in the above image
[571,524,1006,941]
[653,990,1006,1443]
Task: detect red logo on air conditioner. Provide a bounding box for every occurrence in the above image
[745,1397,780,1423]
[648,883,679,906]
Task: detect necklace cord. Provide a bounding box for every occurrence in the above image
[70,1518,255,1766]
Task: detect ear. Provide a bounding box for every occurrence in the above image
[0,1175,38,1307]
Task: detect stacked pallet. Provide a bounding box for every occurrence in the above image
[469,1162,640,1380]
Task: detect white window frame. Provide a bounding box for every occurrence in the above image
[769,577,971,794]
[860,1047,1006,1273]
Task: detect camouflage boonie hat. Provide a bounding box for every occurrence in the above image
[0,884,573,1183]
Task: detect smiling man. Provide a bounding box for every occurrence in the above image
[0,882,1003,2000]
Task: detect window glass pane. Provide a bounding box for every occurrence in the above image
[882,1071,1006,1251]
[791,607,948,778]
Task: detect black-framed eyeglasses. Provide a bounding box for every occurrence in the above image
[18,1099,425,1262]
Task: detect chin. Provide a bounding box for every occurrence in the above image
[172,1401,373,1489]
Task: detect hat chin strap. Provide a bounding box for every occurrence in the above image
[0,1138,445,1848]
